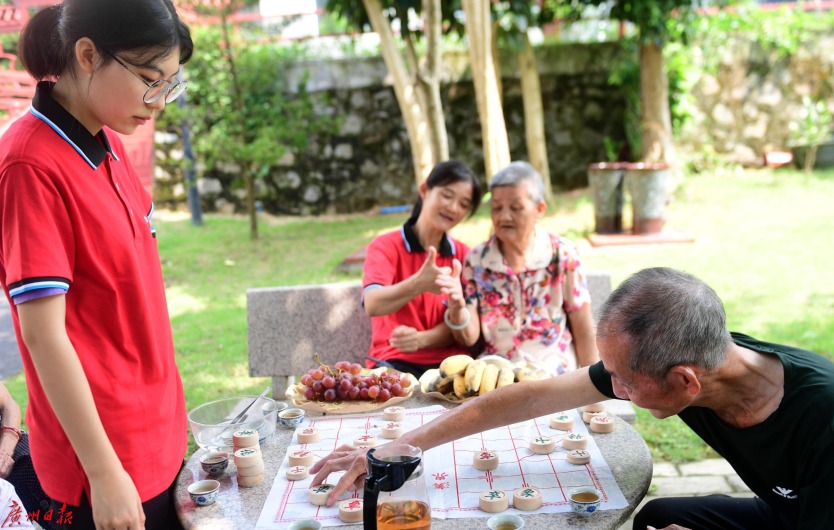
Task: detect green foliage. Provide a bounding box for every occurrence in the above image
[159,26,336,181]
[789,96,833,148]
[326,0,465,39]
[492,0,557,51]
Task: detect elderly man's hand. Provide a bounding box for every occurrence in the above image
[309,445,369,506]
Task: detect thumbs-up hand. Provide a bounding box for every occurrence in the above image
[438,258,466,310]
[412,246,449,295]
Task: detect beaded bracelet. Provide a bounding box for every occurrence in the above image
[444,307,471,330]
[0,426,21,440]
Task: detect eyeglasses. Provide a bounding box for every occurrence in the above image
[109,54,187,104]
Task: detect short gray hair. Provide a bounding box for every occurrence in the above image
[597,268,731,382]
[490,161,546,204]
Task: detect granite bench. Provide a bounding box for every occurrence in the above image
[246,271,634,421]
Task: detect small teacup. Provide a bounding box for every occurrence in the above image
[278,408,305,428]
[199,451,229,475]
[487,513,525,529]
[187,479,221,506]
[287,520,323,530]
[568,486,602,516]
[263,400,289,416]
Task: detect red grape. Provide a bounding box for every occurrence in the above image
[323,388,337,401]
[322,375,336,389]
[304,387,316,400]
[378,388,391,401]
[359,388,370,400]
[391,383,403,397]
[337,386,351,399]
[312,381,323,394]
[311,369,324,381]
[300,374,313,386]
[380,381,392,391]
[338,378,352,392]
[367,385,380,399]
[334,360,350,371]
[349,387,361,400]
[349,363,363,375]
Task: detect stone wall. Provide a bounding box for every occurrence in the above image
[682,31,834,165]
[154,42,628,215]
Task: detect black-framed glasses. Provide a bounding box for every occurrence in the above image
[110,54,187,104]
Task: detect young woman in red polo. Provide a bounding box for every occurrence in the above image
[362,161,483,379]
[0,1,193,529]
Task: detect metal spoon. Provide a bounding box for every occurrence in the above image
[227,386,271,426]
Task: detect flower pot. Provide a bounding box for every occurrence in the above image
[791,140,834,170]
[625,163,669,235]
[587,163,626,234]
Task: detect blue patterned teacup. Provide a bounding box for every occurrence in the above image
[569,486,601,516]
[199,451,230,475]
[188,479,221,506]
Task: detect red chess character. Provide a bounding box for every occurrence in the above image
[303,429,314,434]
[433,472,448,481]
[295,451,309,457]
[347,500,361,510]
[433,482,450,490]
[386,423,397,429]
[479,451,493,459]
[292,467,304,473]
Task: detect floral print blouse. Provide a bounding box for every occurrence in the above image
[462,227,591,376]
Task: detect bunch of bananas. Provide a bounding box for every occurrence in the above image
[419,355,549,400]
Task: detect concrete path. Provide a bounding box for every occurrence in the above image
[619,457,753,529]
[0,295,22,379]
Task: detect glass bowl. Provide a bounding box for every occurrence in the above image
[188,395,278,451]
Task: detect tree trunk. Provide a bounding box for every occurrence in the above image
[363,0,435,185]
[462,0,511,182]
[518,32,552,202]
[639,43,680,187]
[492,20,503,105]
[220,13,258,240]
[420,0,448,162]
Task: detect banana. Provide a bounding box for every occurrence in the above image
[515,364,549,382]
[440,354,474,378]
[419,368,440,393]
[464,359,487,393]
[453,373,470,399]
[478,364,500,395]
[478,354,514,371]
[496,367,515,388]
[430,373,456,395]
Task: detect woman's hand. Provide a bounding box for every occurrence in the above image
[90,467,146,530]
[438,259,465,310]
[309,445,369,506]
[389,326,422,352]
[411,247,452,296]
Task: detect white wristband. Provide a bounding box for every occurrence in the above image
[444,307,471,330]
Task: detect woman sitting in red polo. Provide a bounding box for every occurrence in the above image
[362,161,482,379]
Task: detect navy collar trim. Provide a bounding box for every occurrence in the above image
[400,220,455,256]
[30,82,118,170]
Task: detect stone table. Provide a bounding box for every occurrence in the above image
[176,394,652,529]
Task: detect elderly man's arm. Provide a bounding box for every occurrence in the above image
[310,366,608,505]
[568,305,600,367]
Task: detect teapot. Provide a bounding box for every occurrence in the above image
[363,444,430,530]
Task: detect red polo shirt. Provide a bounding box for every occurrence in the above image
[0,83,186,505]
[362,221,471,366]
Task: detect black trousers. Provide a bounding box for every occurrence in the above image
[633,495,796,530]
[35,473,185,530]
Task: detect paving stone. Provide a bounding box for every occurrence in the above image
[679,458,736,476]
[652,462,680,477]
[651,476,733,496]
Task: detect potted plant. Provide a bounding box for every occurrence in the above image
[587,137,627,234]
[789,96,834,173]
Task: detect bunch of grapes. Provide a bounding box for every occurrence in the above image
[299,360,412,402]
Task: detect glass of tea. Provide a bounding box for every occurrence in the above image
[487,513,525,529]
[364,444,431,530]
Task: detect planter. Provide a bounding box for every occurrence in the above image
[791,140,834,170]
[625,163,669,235]
[587,163,626,234]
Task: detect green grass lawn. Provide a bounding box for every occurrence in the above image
[3,166,833,462]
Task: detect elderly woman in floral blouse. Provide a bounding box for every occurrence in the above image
[442,162,599,375]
